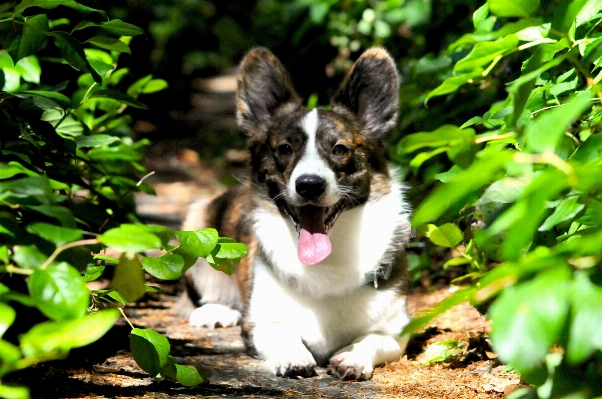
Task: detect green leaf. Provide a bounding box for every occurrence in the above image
[130,328,170,377]
[487,170,569,260]
[402,287,474,335]
[524,90,593,154]
[213,238,248,259]
[13,0,107,18]
[488,0,540,17]
[429,223,463,247]
[0,383,30,399]
[74,134,120,149]
[97,19,145,37]
[173,364,205,386]
[7,14,48,63]
[140,254,184,280]
[89,89,148,109]
[397,125,475,154]
[82,264,104,282]
[85,36,130,54]
[0,303,16,337]
[19,308,119,358]
[111,253,146,303]
[50,32,101,84]
[26,222,82,245]
[139,79,168,94]
[454,35,519,74]
[413,151,511,225]
[565,272,602,364]
[28,262,89,321]
[176,228,219,258]
[0,338,22,374]
[489,266,570,380]
[571,133,602,163]
[18,90,70,109]
[173,248,198,272]
[425,69,483,101]
[539,197,584,231]
[12,245,48,269]
[41,109,83,136]
[98,224,162,253]
[552,0,591,33]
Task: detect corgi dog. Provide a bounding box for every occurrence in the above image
[181,47,411,380]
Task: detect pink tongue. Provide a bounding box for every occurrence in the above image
[297,205,331,265]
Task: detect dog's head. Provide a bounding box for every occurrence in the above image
[237,47,399,265]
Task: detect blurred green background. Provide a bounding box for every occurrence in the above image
[79,0,491,165]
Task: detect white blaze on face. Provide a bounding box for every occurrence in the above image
[288,108,339,206]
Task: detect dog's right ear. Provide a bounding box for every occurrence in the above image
[236,48,300,137]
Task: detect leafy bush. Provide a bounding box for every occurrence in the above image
[0,1,246,397]
[399,0,602,397]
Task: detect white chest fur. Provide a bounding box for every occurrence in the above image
[248,176,411,362]
[251,177,410,298]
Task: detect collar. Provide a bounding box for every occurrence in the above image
[364,263,393,289]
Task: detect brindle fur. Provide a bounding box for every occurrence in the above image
[182,47,410,380]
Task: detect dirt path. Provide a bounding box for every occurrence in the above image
[16,284,520,398]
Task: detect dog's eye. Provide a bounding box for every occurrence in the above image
[277,143,293,156]
[332,144,349,157]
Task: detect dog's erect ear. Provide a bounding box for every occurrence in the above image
[236,48,300,136]
[332,48,399,140]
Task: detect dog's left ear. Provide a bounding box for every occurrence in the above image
[236,47,301,138]
[331,48,399,140]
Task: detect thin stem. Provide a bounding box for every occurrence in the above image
[118,306,135,329]
[513,151,574,176]
[0,265,34,275]
[474,132,515,144]
[40,238,100,269]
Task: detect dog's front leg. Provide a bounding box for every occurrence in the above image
[253,325,317,378]
[329,334,409,381]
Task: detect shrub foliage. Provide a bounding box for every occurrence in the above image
[399,1,602,398]
[0,1,245,397]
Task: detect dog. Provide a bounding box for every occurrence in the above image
[181,47,412,381]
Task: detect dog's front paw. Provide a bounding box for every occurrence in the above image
[329,351,373,381]
[265,350,317,378]
[189,303,241,328]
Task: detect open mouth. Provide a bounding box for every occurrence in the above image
[278,200,346,265]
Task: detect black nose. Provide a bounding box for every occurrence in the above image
[296,174,326,199]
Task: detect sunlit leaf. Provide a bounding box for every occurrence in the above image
[0,303,16,337]
[140,254,184,280]
[565,272,602,364]
[176,228,219,258]
[130,328,170,377]
[524,90,593,154]
[99,224,162,253]
[489,266,570,382]
[429,223,463,248]
[20,309,119,357]
[28,262,89,321]
[488,0,540,17]
[539,196,584,231]
[85,36,130,54]
[26,222,83,245]
[454,35,519,73]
